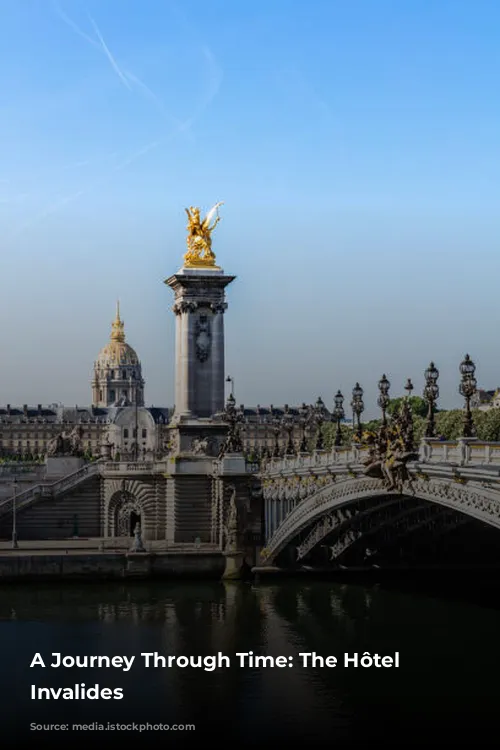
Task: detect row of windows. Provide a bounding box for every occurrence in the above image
[123,429,147,439]
[0,432,98,440]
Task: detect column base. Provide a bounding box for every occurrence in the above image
[222,550,244,580]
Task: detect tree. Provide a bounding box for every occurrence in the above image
[387,396,427,418]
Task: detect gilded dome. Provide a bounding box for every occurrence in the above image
[96,303,140,367]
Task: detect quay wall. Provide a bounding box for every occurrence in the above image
[0,551,225,581]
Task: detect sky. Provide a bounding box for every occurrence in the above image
[1,0,500,418]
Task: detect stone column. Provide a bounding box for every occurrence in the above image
[210,302,227,415]
[174,301,197,416]
[166,269,235,420]
[174,304,182,413]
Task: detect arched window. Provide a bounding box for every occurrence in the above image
[124,429,129,439]
[142,429,147,439]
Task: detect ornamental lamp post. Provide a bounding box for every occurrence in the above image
[377,374,391,426]
[333,390,345,447]
[226,375,235,399]
[404,378,414,397]
[459,354,477,438]
[281,405,296,456]
[298,403,310,453]
[423,362,439,438]
[351,382,364,440]
[314,397,326,450]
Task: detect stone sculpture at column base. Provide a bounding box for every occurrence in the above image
[221,483,244,579]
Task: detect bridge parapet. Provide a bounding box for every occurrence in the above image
[261,447,369,477]
[261,439,500,481]
[420,439,500,466]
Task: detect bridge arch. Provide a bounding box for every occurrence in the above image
[263,475,500,563]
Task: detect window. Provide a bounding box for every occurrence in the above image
[142,429,147,439]
[110,390,116,401]
[124,429,129,438]
[122,370,126,379]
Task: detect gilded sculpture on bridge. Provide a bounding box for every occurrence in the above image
[183,202,224,268]
[362,398,418,492]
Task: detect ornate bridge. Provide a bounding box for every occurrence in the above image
[258,439,500,566]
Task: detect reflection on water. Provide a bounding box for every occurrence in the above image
[1,579,499,742]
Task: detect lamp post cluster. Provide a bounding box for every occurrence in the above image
[220,353,479,464]
[423,362,439,438]
[351,383,364,440]
[459,354,477,438]
[377,374,390,426]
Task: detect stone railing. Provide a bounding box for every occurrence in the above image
[0,462,100,519]
[261,446,369,475]
[261,439,500,479]
[101,461,156,473]
[419,439,500,466]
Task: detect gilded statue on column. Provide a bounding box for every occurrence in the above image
[183,202,223,268]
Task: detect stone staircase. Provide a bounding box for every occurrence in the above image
[0,462,101,521]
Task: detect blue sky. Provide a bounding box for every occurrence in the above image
[1,0,500,416]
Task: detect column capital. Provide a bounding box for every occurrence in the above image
[173,300,198,315]
[210,302,228,314]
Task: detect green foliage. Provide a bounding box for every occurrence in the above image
[473,409,500,441]
[431,408,500,440]
[364,419,382,433]
[387,396,427,418]
[322,422,353,449]
[292,405,500,454]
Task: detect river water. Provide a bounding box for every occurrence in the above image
[1,578,499,744]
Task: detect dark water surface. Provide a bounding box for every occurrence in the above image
[1,578,499,745]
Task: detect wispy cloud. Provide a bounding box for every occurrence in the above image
[87,14,132,90]
[53,2,197,136]
[53,2,131,90]
[5,2,223,240]
[6,45,222,240]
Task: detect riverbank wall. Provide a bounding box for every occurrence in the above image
[0,551,225,581]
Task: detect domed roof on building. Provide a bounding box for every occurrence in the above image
[96,302,140,367]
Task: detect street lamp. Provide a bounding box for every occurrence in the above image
[314,397,326,450]
[333,391,345,447]
[281,405,296,456]
[351,383,364,440]
[226,375,235,398]
[298,403,311,453]
[377,374,391,425]
[459,354,477,438]
[12,477,18,549]
[423,362,439,438]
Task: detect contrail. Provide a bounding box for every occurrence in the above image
[87,14,132,90]
[8,4,223,239]
[53,2,131,91]
[52,1,98,48]
[7,52,222,240]
[53,2,187,125]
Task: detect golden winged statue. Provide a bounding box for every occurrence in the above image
[183,202,224,268]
